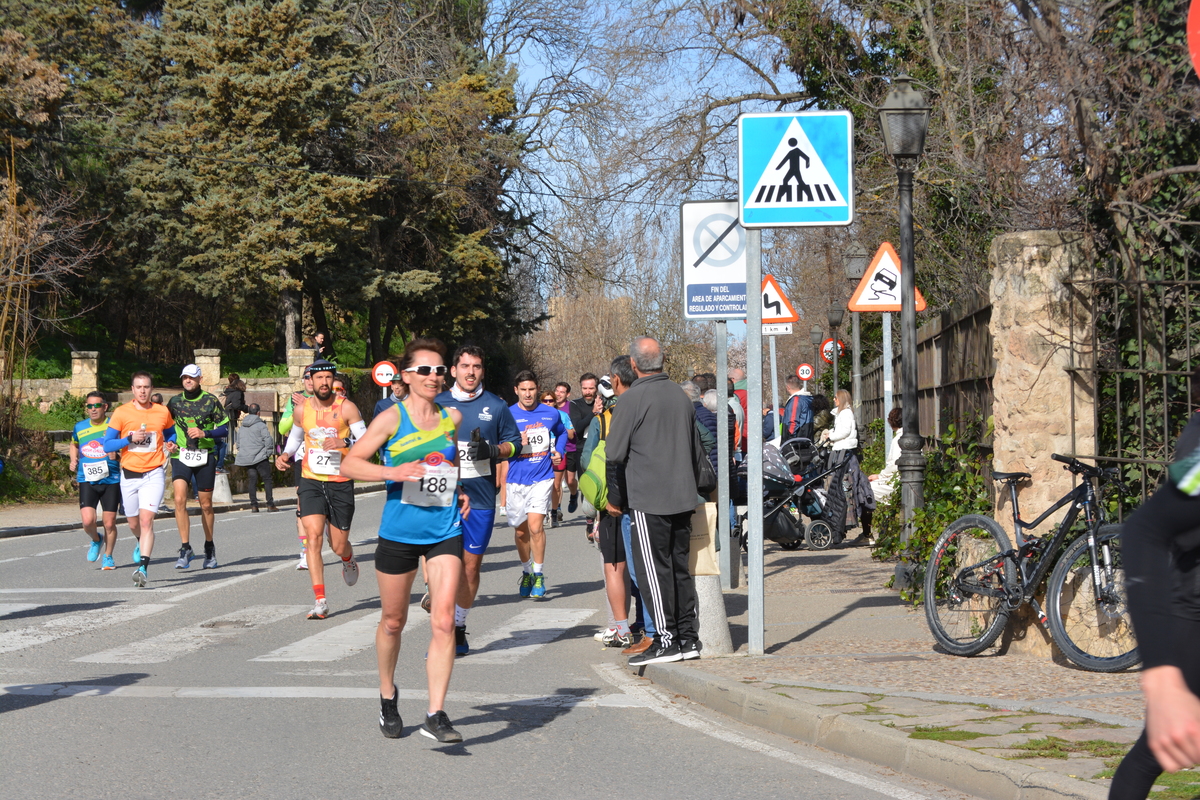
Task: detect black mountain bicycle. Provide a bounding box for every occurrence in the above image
[924,453,1138,672]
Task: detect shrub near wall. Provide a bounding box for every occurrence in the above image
[870,419,994,603]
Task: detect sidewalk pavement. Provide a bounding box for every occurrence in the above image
[631,543,1148,800]
[0,481,385,539]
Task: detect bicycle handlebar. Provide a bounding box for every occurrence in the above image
[1051,453,1072,465]
[1051,453,1127,490]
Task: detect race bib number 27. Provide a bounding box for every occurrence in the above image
[308,449,342,476]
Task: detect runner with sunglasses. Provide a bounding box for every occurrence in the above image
[276,359,365,619]
[70,392,122,569]
[341,338,470,743]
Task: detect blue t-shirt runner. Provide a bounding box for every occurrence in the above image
[435,387,521,555]
[507,403,568,487]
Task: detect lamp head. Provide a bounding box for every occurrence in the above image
[827,301,845,329]
[810,324,824,347]
[878,75,930,159]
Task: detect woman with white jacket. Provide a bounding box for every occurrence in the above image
[823,390,858,451]
[820,389,875,543]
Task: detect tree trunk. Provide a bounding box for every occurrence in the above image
[308,282,329,340]
[368,296,384,365]
[275,270,301,362]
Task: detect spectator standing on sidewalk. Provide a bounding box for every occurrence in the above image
[220,373,247,470]
[781,376,813,440]
[605,336,702,666]
[235,403,277,512]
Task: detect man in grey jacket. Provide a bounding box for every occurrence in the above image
[234,404,277,512]
[605,336,702,666]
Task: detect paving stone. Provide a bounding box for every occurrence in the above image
[1051,727,1141,744]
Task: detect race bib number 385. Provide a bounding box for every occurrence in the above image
[82,460,110,482]
[402,461,458,508]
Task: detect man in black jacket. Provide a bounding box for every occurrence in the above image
[567,374,599,522]
[605,336,702,666]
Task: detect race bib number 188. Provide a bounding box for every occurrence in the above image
[401,462,458,507]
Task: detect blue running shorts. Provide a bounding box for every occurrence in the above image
[461,507,497,555]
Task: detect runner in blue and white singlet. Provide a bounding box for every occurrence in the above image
[506,371,568,600]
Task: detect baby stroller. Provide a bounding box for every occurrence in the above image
[734,439,839,551]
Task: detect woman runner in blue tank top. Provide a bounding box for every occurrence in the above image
[342,338,470,744]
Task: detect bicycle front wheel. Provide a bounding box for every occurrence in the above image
[924,514,1015,656]
[1046,524,1139,672]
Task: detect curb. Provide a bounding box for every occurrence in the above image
[0,482,386,540]
[636,662,1108,800]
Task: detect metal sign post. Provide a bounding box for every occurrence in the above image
[768,336,779,443]
[747,229,765,656]
[716,321,735,590]
[883,312,894,455]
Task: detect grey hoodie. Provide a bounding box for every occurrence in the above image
[234,414,273,466]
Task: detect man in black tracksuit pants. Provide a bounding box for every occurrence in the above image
[605,336,702,665]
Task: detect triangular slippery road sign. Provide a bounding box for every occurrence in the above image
[847,242,927,312]
[761,274,800,323]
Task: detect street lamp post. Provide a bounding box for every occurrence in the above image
[878,74,930,540]
[827,301,845,397]
[809,324,824,385]
[843,241,868,422]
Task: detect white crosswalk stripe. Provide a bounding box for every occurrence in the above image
[0,603,174,654]
[251,604,428,662]
[75,605,306,664]
[0,603,40,618]
[465,608,595,664]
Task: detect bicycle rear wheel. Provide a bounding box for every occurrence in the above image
[924,514,1015,656]
[1046,524,1139,672]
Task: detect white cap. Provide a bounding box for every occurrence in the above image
[598,375,614,399]
[180,364,202,379]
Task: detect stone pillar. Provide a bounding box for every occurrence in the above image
[70,351,99,395]
[989,231,1096,538]
[287,348,312,380]
[193,349,221,394]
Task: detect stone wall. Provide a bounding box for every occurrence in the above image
[989,231,1096,538]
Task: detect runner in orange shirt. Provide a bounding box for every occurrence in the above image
[104,371,178,587]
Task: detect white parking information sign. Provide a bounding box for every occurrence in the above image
[681,200,748,319]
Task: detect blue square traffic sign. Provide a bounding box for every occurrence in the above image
[738,111,854,228]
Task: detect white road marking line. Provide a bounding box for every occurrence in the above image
[166,561,294,603]
[0,588,179,594]
[75,605,307,664]
[0,557,28,564]
[0,604,174,654]
[34,548,76,557]
[0,603,40,618]
[465,607,596,664]
[593,663,928,800]
[0,682,648,707]
[251,601,431,662]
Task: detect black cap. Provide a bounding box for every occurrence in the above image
[305,359,336,377]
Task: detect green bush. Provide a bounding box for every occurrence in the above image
[0,430,75,503]
[870,418,994,603]
[859,417,886,476]
[19,393,87,431]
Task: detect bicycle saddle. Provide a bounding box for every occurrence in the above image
[991,470,1031,482]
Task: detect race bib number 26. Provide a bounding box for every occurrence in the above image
[456,441,491,479]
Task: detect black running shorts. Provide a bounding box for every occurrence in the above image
[171,455,218,493]
[597,512,625,565]
[374,535,463,575]
[565,448,583,474]
[79,482,122,513]
[297,477,355,531]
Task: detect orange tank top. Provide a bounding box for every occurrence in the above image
[299,396,351,482]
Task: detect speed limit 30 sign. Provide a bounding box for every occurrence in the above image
[796,363,814,381]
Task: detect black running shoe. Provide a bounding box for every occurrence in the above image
[379,685,403,739]
[628,642,683,667]
[419,710,463,743]
[679,639,703,660]
[568,493,578,513]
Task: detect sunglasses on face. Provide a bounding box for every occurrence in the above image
[403,365,448,377]
[85,403,106,410]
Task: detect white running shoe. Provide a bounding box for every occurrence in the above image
[342,557,359,586]
[594,626,618,642]
[307,599,329,620]
[296,548,308,570]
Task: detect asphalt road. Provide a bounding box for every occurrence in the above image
[0,492,978,800]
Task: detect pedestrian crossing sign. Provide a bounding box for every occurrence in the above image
[738,111,854,228]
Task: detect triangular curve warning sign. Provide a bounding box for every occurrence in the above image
[847,242,927,312]
[744,118,846,210]
[761,274,800,323]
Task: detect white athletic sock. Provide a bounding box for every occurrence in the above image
[616,620,631,636]
[521,559,532,574]
[532,562,543,574]
[454,605,468,626]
